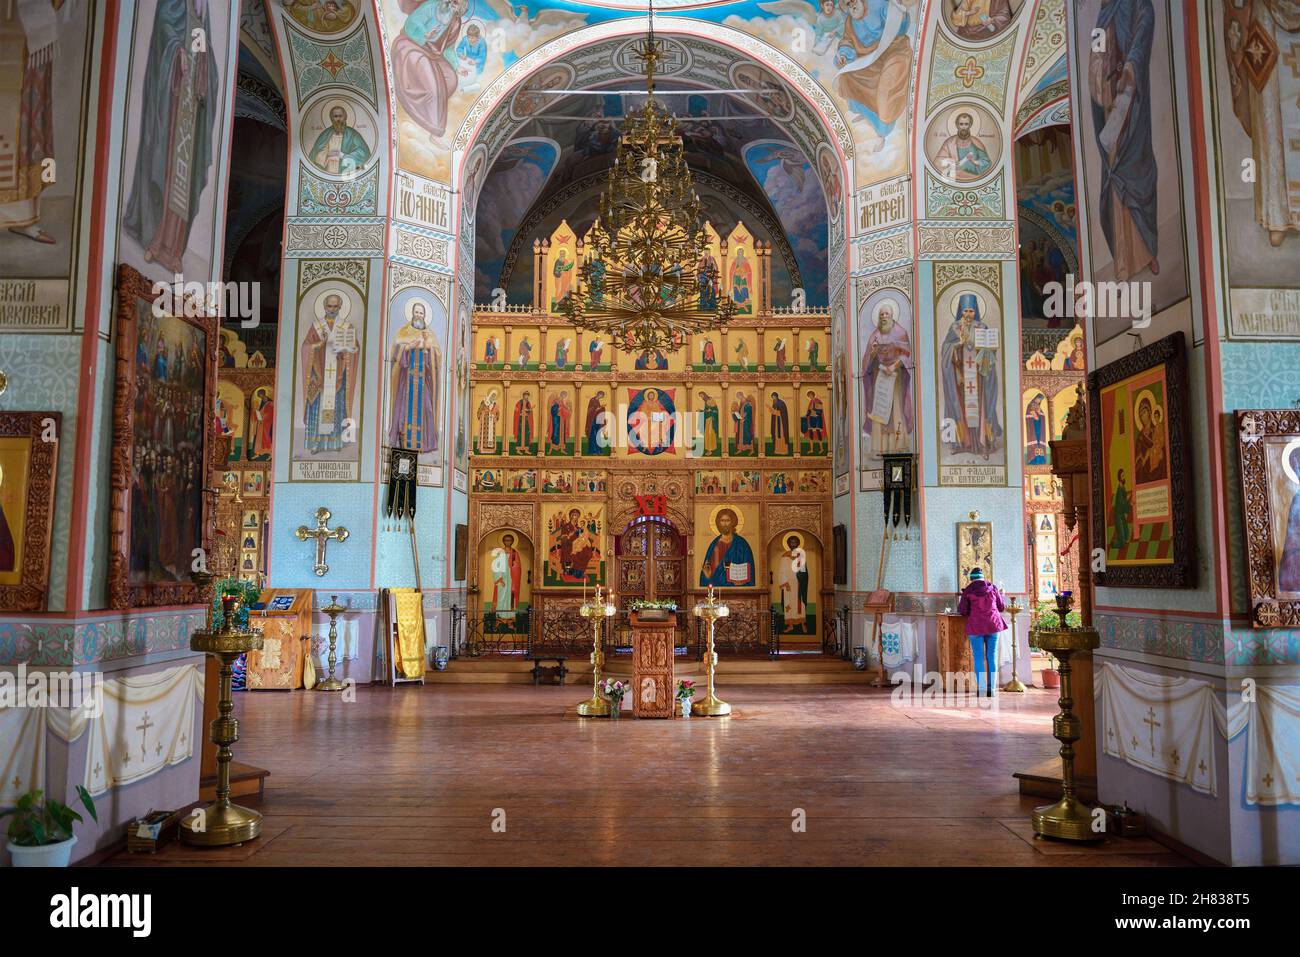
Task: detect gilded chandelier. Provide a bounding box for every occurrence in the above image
[559,9,734,354]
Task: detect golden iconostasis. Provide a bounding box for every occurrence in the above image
[466,222,834,640]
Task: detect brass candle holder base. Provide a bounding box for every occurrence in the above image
[179,800,263,847]
[692,694,731,717]
[576,695,612,717]
[315,676,346,692]
[183,595,265,848]
[1031,795,1098,843]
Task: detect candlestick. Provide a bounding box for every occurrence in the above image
[692,585,731,716]
[576,589,617,717]
[1002,595,1026,693]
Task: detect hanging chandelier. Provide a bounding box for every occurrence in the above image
[559,3,734,355]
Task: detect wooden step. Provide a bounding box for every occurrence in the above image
[424,654,875,685]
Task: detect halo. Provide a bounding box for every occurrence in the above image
[1281,438,1300,487]
[947,104,984,136]
[405,296,432,323]
[321,97,355,128]
[313,287,351,322]
[1133,389,1159,421]
[709,503,745,533]
[945,288,988,322]
[783,530,804,549]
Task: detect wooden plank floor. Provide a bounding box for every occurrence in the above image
[107,683,1189,867]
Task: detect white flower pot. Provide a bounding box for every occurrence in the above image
[7,835,77,867]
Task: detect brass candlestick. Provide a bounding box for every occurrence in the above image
[316,595,347,691]
[692,585,731,717]
[576,585,617,717]
[181,594,265,847]
[1002,595,1026,693]
[1031,593,1101,842]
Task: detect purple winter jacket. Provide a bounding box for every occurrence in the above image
[957,580,1008,636]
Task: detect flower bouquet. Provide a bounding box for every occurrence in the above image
[600,677,628,717]
[676,679,696,717]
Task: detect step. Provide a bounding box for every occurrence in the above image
[425,654,873,684]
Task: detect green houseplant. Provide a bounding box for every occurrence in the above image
[2,786,98,867]
[212,577,261,629]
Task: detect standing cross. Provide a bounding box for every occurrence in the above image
[296,507,350,577]
[1143,707,1162,754]
[137,711,153,760]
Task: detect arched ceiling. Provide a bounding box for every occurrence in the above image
[471,68,832,306]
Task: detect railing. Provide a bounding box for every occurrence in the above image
[534,607,605,657]
[454,606,534,657]
[699,607,774,658]
[822,605,852,659]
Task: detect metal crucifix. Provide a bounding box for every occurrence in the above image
[295,507,350,577]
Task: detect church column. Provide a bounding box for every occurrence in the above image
[0,1,243,864]
[263,3,458,685]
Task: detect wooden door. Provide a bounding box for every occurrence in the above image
[616,516,684,605]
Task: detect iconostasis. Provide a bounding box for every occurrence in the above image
[1021,325,1086,604]
[467,221,834,642]
[214,329,276,584]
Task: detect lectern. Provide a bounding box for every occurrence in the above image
[629,609,675,718]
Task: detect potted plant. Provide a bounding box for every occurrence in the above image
[676,679,696,717]
[211,578,261,629]
[600,677,628,717]
[3,786,98,867]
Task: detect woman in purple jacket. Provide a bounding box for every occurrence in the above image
[957,567,1008,697]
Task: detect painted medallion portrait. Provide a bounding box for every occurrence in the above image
[925,103,1002,185]
[941,0,1025,42]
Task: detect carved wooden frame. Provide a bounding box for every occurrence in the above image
[108,264,218,609]
[1087,331,1195,589]
[0,412,60,611]
[1235,409,1300,628]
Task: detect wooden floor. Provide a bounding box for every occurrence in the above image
[108,682,1190,867]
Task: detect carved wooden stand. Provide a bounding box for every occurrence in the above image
[630,610,675,718]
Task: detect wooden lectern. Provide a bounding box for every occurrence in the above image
[244,589,314,690]
[629,610,675,718]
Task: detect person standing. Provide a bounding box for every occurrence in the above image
[957,567,1007,697]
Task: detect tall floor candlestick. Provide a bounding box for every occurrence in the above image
[692,585,731,717]
[1002,595,1026,693]
[576,585,617,716]
[316,595,346,692]
[181,594,265,847]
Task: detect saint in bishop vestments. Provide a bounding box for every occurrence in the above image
[939,293,1002,457]
[387,300,441,454]
[301,293,359,454]
[122,0,220,273]
[475,390,500,454]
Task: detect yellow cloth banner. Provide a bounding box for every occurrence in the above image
[391,589,427,679]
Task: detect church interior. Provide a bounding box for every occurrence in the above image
[0,0,1298,897]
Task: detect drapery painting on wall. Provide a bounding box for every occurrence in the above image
[1236,409,1300,628]
[0,0,95,333]
[1074,0,1189,342]
[934,275,1006,486]
[291,279,365,480]
[1088,331,1194,588]
[543,504,604,586]
[1209,1,1300,339]
[109,265,216,608]
[119,0,227,280]
[0,412,59,611]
